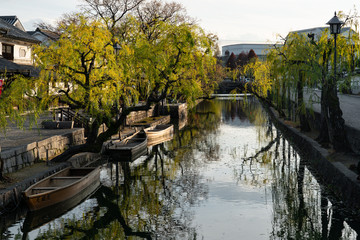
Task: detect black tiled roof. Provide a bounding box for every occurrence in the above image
[27,28,60,42]
[0,57,32,72]
[0,18,39,44]
[0,57,39,77]
[36,28,60,41]
[0,16,17,26]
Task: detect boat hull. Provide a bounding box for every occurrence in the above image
[145,124,174,146]
[22,179,100,232]
[23,167,101,211]
[107,131,148,162]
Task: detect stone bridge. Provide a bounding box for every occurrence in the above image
[216,79,245,93]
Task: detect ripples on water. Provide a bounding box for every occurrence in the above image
[3,98,360,239]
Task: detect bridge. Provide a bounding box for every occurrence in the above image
[210,93,252,100]
[216,79,245,93]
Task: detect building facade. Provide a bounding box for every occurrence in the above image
[0,16,40,76]
[28,28,60,46]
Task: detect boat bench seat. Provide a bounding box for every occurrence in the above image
[51,176,82,180]
[32,187,58,190]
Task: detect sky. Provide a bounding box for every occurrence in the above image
[0,0,358,48]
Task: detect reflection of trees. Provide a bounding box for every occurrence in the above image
[35,185,152,239]
[168,100,222,164]
[35,151,207,239]
[269,135,360,239]
[228,101,360,240]
[221,97,267,127]
[34,100,221,239]
[24,99,360,239]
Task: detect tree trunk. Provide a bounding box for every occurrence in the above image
[327,82,350,152]
[316,84,330,146]
[297,72,310,132]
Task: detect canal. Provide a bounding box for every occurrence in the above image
[2,97,360,239]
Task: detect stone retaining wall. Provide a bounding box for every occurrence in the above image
[305,109,360,154]
[0,129,85,174]
[126,107,154,125]
[160,103,188,121]
[264,103,360,211]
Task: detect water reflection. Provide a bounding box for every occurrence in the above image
[2,98,360,239]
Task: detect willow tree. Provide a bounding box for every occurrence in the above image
[266,13,360,151]
[127,16,219,104]
[29,6,218,159]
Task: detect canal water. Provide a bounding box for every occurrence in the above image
[2,98,360,239]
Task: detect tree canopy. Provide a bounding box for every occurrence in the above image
[264,11,360,151]
[0,0,221,158]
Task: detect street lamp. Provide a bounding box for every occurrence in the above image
[326,12,344,86]
[327,12,343,34]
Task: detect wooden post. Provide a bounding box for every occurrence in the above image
[46,149,49,166]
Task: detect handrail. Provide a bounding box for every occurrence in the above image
[55,107,90,133]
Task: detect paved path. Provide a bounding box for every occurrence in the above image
[0,112,79,152]
[0,111,136,152]
[304,88,360,130]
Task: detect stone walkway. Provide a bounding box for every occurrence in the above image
[0,112,137,209]
[0,112,77,152]
[304,88,360,130]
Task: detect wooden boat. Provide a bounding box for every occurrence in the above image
[23,167,101,211]
[144,124,174,146]
[22,183,101,233]
[106,130,148,162]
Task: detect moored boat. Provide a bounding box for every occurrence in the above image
[23,167,101,211]
[145,124,174,146]
[106,130,148,161]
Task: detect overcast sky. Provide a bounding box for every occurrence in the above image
[0,0,358,47]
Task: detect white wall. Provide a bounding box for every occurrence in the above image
[0,38,33,65]
[13,44,32,65]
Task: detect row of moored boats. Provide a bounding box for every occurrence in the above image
[23,124,174,212]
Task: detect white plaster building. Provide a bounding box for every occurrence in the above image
[289,26,353,39]
[27,28,60,46]
[0,16,40,75]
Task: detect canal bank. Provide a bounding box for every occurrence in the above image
[262,100,360,212]
[0,103,188,212]
[2,98,360,239]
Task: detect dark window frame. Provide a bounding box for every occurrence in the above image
[2,44,14,60]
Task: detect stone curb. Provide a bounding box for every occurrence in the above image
[264,103,360,211]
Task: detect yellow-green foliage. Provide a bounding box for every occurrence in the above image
[244,61,272,98]
[1,11,219,131]
[34,16,124,120]
[267,14,360,100]
[0,75,40,132]
[126,18,218,106]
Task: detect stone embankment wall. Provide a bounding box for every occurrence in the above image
[0,129,85,174]
[264,103,360,210]
[126,107,155,125]
[125,103,187,125]
[159,103,188,121]
[306,110,360,154]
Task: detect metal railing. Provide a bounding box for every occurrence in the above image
[55,107,89,129]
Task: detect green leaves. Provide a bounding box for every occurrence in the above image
[1,5,220,138]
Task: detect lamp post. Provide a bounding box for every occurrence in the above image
[326,12,343,88]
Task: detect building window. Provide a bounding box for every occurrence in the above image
[2,44,14,60]
[19,48,26,57]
